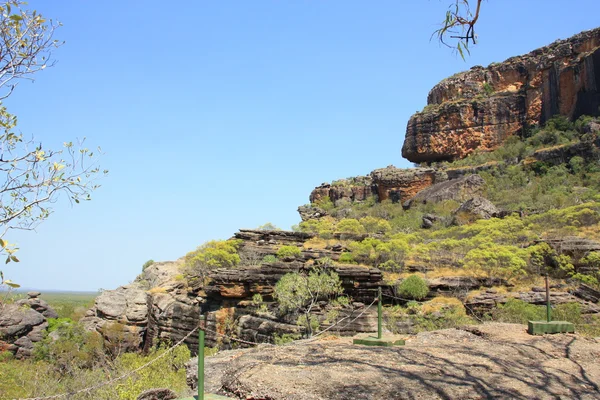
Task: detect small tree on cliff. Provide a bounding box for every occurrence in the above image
[274,268,343,337]
[0,1,106,291]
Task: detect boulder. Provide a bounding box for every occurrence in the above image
[16,294,58,319]
[370,166,444,203]
[452,196,500,224]
[297,205,328,221]
[404,174,485,209]
[0,303,48,359]
[80,283,148,352]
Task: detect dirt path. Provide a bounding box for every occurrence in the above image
[202,323,600,399]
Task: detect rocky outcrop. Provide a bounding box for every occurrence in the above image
[465,288,600,316]
[403,174,485,209]
[15,291,58,319]
[205,263,382,305]
[297,205,328,221]
[452,196,500,224]
[309,176,375,206]
[403,27,600,163]
[306,166,449,209]
[81,283,149,352]
[0,292,57,359]
[82,230,386,354]
[370,166,445,203]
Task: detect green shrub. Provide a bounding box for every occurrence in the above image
[276,245,301,259]
[142,259,155,271]
[491,298,545,324]
[553,302,583,324]
[257,222,280,231]
[184,240,241,281]
[397,275,429,300]
[482,82,494,96]
[261,254,277,264]
[335,218,366,235]
[338,252,355,264]
[359,216,392,234]
[273,333,301,345]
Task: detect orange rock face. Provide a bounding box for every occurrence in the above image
[403,27,600,163]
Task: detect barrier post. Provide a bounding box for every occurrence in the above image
[198,314,205,400]
[377,286,382,340]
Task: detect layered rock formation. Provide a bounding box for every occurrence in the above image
[308,166,449,208]
[0,292,58,358]
[82,230,385,354]
[403,27,600,163]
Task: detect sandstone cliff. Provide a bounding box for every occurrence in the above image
[403,27,600,163]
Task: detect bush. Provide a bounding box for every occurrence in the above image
[184,240,241,282]
[273,333,301,345]
[142,259,155,271]
[335,218,366,235]
[261,254,277,264]
[338,252,355,264]
[257,222,279,231]
[276,245,301,259]
[491,299,545,324]
[397,275,429,300]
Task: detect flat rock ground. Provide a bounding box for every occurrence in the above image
[202,323,600,400]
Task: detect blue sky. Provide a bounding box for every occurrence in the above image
[3,0,598,291]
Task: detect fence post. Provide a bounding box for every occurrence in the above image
[198,313,205,400]
[377,286,382,340]
[545,275,551,323]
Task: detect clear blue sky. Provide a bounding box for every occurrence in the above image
[3,0,598,291]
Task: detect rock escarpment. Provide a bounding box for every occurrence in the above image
[83,230,384,354]
[403,27,600,163]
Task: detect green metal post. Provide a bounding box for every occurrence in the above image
[198,314,205,400]
[545,275,551,323]
[377,286,382,340]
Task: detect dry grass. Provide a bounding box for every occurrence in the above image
[421,297,464,314]
[425,267,477,279]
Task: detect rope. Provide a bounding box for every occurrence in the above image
[382,292,424,303]
[309,297,378,340]
[203,297,379,347]
[17,326,199,400]
[15,297,380,399]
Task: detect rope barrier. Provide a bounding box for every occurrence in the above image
[17,326,199,400]
[382,292,424,303]
[15,296,379,399]
[309,297,378,341]
[203,297,379,347]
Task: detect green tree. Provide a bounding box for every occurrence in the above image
[256,222,280,231]
[274,269,343,337]
[0,1,106,290]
